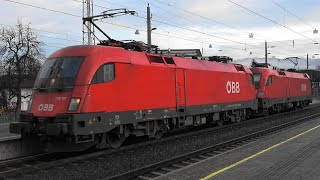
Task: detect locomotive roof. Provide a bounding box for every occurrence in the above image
[49,45,252,74]
[251,67,309,79]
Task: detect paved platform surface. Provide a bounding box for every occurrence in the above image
[157,117,320,180]
[0,124,20,141]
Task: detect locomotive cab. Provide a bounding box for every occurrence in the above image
[9,46,126,151]
[31,56,85,117]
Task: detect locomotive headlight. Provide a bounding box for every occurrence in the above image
[68,98,81,111]
[258,91,264,98]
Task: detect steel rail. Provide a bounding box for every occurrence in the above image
[106,112,320,180]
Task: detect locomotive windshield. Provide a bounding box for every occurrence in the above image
[253,73,261,89]
[34,56,84,91]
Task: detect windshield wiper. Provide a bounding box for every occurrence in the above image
[37,87,48,92]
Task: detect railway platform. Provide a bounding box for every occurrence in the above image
[156,116,320,180]
[0,124,20,141]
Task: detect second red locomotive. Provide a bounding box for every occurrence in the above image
[251,67,312,114]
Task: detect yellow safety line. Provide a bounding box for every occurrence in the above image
[200,124,320,180]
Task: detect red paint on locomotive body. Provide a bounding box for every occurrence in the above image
[173,57,257,106]
[30,45,257,117]
[31,92,72,117]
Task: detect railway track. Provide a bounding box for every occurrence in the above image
[106,112,320,180]
[1,104,320,179]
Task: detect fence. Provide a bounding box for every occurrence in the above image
[312,82,320,96]
[0,106,17,124]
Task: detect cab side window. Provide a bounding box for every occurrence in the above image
[250,74,254,85]
[91,63,115,84]
[266,76,272,86]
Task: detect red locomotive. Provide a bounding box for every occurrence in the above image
[251,67,312,114]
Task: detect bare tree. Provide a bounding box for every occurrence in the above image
[0,20,44,117]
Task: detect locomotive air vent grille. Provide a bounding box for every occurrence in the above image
[164,57,175,65]
[148,55,165,64]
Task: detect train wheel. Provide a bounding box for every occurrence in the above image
[154,130,164,140]
[106,133,125,148]
[217,120,224,127]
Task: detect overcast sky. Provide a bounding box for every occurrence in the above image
[1,0,320,68]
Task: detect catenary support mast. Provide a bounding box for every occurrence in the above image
[83,0,95,45]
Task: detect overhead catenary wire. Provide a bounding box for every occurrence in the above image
[227,0,317,43]
[0,1,248,46]
[0,0,253,55]
[145,0,247,39]
[0,23,82,39]
[153,0,294,47]
[272,0,316,30]
[82,0,299,57]
[102,20,268,55]
[96,0,293,48]
[38,34,82,43]
[76,0,292,56]
[2,0,80,17]
[1,0,290,57]
[135,15,290,57]
[0,24,82,43]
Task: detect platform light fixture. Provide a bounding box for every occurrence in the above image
[313,28,318,34]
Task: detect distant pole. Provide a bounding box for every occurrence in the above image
[265,40,268,64]
[307,53,309,69]
[147,3,152,45]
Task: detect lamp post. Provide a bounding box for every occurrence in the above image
[146,3,157,46]
[265,41,269,63]
[307,53,319,69]
[265,41,275,64]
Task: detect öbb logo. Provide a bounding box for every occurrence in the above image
[38,104,54,112]
[301,84,307,92]
[226,81,240,94]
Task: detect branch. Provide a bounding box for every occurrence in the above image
[21,94,31,99]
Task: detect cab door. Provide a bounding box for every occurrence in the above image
[175,68,186,112]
